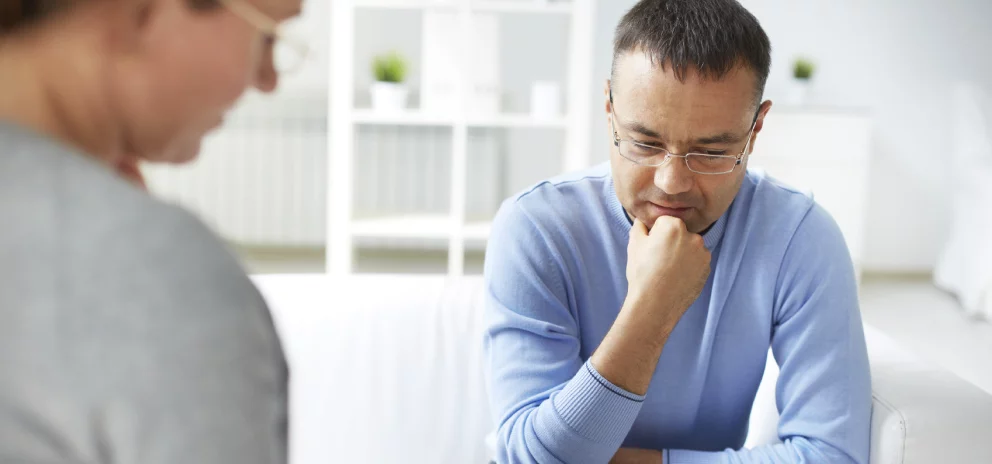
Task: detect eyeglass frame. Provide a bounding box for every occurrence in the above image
[218,0,310,75]
[609,87,760,175]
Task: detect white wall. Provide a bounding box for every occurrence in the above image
[589,0,992,273]
[337,0,992,273]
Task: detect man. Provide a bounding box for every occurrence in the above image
[483,0,872,463]
[0,0,302,462]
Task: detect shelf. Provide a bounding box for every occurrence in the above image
[464,221,493,240]
[354,0,573,14]
[473,1,573,14]
[353,110,567,129]
[351,214,454,239]
[468,113,568,129]
[354,0,456,11]
[353,110,456,126]
[350,214,493,241]
[329,0,593,275]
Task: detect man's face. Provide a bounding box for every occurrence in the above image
[111,0,302,164]
[607,51,772,234]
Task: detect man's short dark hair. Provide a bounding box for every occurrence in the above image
[612,0,772,104]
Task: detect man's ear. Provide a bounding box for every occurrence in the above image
[604,79,613,115]
[747,100,773,155]
[753,100,773,134]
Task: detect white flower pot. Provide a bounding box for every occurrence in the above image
[371,82,409,112]
[785,79,811,106]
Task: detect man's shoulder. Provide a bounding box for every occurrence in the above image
[503,162,612,223]
[488,163,616,267]
[736,168,822,236]
[743,168,817,215]
[740,168,848,261]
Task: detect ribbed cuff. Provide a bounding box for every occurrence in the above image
[667,449,721,463]
[551,361,645,443]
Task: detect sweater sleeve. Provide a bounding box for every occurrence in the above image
[483,200,644,464]
[663,204,872,464]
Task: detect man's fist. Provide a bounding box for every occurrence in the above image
[626,216,712,321]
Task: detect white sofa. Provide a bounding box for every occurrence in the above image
[253,274,992,464]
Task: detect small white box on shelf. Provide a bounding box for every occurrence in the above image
[421,11,462,113]
[530,80,562,119]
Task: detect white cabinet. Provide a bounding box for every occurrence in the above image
[749,109,872,279]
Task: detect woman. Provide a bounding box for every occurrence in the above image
[0,0,302,462]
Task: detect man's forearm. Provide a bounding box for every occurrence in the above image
[611,447,664,464]
[589,292,679,396]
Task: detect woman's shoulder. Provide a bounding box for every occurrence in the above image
[0,121,264,321]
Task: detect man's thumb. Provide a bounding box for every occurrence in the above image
[631,218,648,238]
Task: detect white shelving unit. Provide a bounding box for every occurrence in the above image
[328,0,594,275]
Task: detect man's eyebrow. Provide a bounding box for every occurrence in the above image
[694,132,744,145]
[625,121,663,140]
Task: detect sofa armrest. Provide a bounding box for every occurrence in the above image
[866,326,992,463]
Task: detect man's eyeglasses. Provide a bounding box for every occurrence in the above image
[609,88,758,175]
[219,0,310,75]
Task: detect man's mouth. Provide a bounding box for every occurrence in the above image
[647,202,692,218]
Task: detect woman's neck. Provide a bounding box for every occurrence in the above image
[0,17,131,174]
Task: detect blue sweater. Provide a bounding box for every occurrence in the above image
[483,163,871,464]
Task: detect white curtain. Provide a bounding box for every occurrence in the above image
[934,82,992,320]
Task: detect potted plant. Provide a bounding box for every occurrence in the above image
[787,57,815,106]
[371,51,409,112]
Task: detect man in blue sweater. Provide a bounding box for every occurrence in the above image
[483,0,872,463]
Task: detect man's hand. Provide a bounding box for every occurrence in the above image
[610,447,663,464]
[626,216,711,328]
[590,215,711,395]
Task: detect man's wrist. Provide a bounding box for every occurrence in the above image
[621,290,681,335]
[609,447,664,464]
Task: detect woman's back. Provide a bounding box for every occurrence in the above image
[0,123,288,462]
[0,0,303,460]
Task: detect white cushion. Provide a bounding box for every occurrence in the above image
[255,274,992,464]
[255,274,491,464]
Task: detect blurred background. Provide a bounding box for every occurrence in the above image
[145,0,992,421]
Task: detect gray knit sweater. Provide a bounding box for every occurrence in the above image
[0,121,288,463]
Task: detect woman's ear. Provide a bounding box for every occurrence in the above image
[102,0,156,56]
